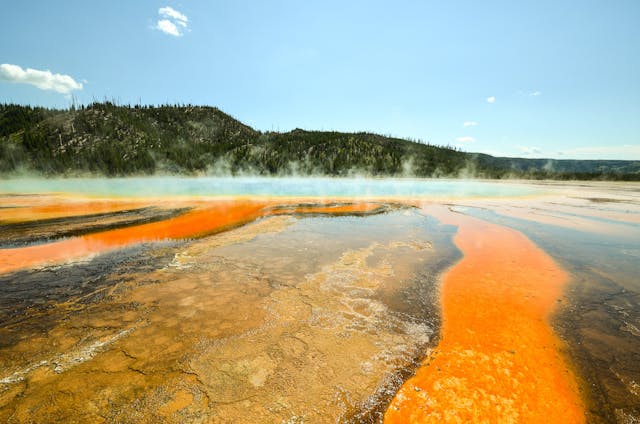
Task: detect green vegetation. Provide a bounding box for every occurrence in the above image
[1,103,639,180]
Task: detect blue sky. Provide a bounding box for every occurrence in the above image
[1,0,639,159]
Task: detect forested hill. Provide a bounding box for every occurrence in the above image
[1,103,638,180]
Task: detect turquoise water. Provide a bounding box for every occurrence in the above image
[0,177,541,198]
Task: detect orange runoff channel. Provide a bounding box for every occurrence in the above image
[0,198,155,223]
[0,199,380,274]
[384,205,585,423]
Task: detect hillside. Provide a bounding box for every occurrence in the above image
[1,103,639,180]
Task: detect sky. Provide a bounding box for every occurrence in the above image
[1,0,639,160]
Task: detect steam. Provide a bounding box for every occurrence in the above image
[0,176,540,199]
[0,153,519,181]
[543,160,555,172]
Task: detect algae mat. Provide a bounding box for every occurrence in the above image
[1,180,639,422]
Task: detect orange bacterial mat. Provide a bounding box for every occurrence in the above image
[384,205,585,423]
[0,199,381,274]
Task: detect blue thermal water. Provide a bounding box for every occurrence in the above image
[0,177,541,198]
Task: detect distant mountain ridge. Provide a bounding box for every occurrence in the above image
[1,103,638,180]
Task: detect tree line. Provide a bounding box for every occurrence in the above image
[1,103,638,180]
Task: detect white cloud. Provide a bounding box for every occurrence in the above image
[0,63,83,94]
[156,19,181,36]
[463,121,478,128]
[529,91,542,96]
[155,6,188,36]
[456,136,475,143]
[486,96,496,104]
[159,6,188,24]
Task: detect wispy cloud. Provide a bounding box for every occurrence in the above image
[456,136,475,143]
[517,90,542,97]
[486,96,496,104]
[558,145,640,160]
[0,63,83,94]
[477,149,510,157]
[518,145,543,156]
[463,121,478,128]
[155,6,188,36]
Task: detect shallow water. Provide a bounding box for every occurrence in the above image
[0,179,639,423]
[0,177,540,198]
[0,203,456,423]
